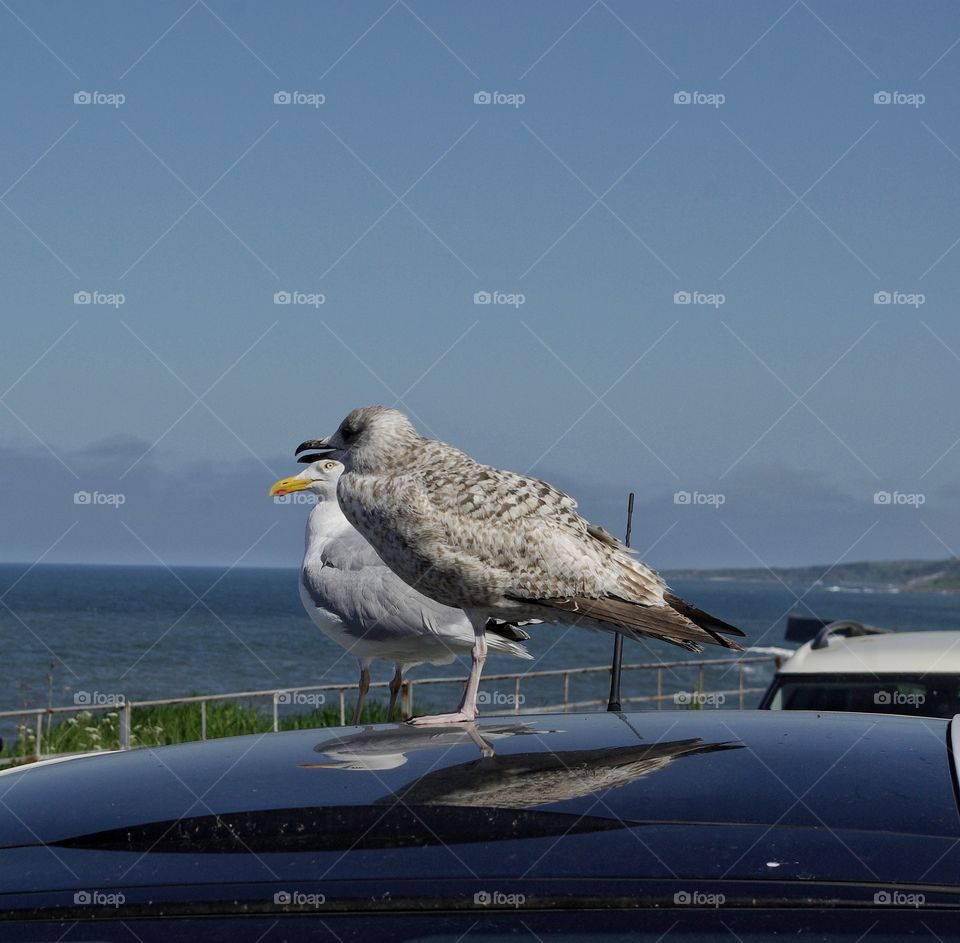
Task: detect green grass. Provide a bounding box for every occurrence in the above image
[0,699,394,766]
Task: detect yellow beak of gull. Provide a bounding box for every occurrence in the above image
[269,476,311,497]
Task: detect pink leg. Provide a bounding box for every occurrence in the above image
[351,662,371,725]
[387,664,404,721]
[408,615,487,725]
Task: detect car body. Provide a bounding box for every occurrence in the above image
[0,710,959,940]
[759,623,960,718]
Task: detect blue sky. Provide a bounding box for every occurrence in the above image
[2,0,960,570]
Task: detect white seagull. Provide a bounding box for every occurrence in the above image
[269,458,533,724]
[295,407,745,725]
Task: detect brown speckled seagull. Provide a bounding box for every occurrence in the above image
[296,406,745,725]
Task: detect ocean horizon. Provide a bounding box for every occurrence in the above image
[4,562,960,735]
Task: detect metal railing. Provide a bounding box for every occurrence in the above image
[0,653,782,766]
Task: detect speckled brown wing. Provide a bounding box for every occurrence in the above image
[338,446,657,608]
[419,458,584,529]
[337,439,744,652]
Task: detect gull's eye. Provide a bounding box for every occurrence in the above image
[324,462,337,470]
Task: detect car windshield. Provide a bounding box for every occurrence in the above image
[765,672,960,718]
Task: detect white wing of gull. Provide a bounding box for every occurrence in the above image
[295,406,746,726]
[269,459,532,724]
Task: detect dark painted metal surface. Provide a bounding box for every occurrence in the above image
[0,710,957,923]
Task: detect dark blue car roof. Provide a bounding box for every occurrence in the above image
[0,710,958,917]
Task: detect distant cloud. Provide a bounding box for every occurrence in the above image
[0,437,302,567]
[0,442,957,569]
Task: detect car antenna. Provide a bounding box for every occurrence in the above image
[606,492,634,713]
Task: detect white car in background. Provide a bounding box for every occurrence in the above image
[759,621,960,719]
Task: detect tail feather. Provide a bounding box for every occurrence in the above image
[664,592,745,649]
[484,633,534,660]
[518,594,743,653]
[485,619,534,643]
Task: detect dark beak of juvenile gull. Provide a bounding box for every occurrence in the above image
[295,438,341,464]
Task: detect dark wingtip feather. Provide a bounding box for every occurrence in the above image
[664,592,745,650]
[485,619,532,643]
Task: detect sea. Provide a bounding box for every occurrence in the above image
[2,563,959,737]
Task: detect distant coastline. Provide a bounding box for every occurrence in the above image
[665,558,960,594]
[3,558,960,595]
